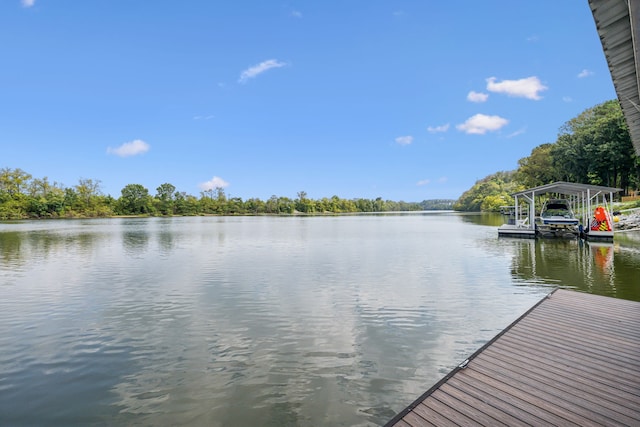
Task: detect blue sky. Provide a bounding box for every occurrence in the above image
[2,1,617,201]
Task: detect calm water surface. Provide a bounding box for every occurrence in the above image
[1,213,639,426]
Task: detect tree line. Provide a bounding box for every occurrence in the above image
[8,100,629,218]
[454,100,640,211]
[0,170,454,220]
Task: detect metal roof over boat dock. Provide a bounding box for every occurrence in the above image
[509,182,622,198]
[498,181,623,240]
[385,289,640,426]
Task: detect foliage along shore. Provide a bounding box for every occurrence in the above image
[453,100,640,212]
[0,172,455,220]
[4,100,640,220]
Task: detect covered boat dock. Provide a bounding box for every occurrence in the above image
[497,181,622,240]
[385,2,640,425]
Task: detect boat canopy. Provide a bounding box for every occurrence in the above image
[511,182,622,198]
[498,181,623,240]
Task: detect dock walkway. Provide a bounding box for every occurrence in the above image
[386,289,640,426]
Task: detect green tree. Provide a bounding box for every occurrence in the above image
[175,192,199,215]
[75,178,102,213]
[35,192,65,217]
[373,197,385,212]
[338,198,357,212]
[0,168,32,218]
[226,197,245,214]
[456,100,638,210]
[516,143,559,188]
[63,188,79,214]
[354,198,374,212]
[277,196,294,214]
[0,167,32,197]
[215,187,226,201]
[552,100,636,189]
[296,191,316,213]
[480,194,511,212]
[155,183,176,215]
[118,184,153,215]
[25,177,65,217]
[454,171,519,212]
[28,177,52,198]
[265,195,279,213]
[199,191,218,214]
[245,198,265,214]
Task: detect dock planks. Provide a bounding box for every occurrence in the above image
[385,289,640,427]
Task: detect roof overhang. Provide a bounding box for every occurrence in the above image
[512,181,623,198]
[589,0,640,155]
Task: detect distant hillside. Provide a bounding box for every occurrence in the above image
[418,199,456,210]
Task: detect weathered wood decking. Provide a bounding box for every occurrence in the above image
[386,289,640,426]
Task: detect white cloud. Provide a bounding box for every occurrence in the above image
[507,128,526,138]
[578,69,594,78]
[563,96,573,103]
[395,135,413,145]
[416,179,430,186]
[438,177,448,183]
[21,0,35,7]
[427,123,450,133]
[107,139,150,157]
[291,10,302,18]
[526,35,539,42]
[239,59,286,83]
[467,91,488,103]
[456,114,509,135]
[199,176,230,191]
[486,76,548,100]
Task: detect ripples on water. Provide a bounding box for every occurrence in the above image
[0,214,638,426]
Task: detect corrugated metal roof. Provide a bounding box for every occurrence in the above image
[511,181,622,197]
[589,0,640,155]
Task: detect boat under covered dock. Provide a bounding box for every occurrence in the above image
[497,181,622,241]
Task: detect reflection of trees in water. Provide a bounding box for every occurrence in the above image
[0,230,99,268]
[157,231,174,255]
[122,231,150,256]
[120,219,151,256]
[61,231,97,253]
[0,231,23,266]
[510,237,640,301]
[510,239,537,282]
[615,231,640,246]
[511,239,593,289]
[510,239,580,286]
[458,213,505,227]
[155,218,177,256]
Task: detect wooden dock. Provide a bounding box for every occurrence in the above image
[385,289,640,426]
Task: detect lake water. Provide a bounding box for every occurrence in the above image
[1,213,639,426]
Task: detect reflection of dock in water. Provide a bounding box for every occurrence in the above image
[510,239,624,296]
[386,289,640,426]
